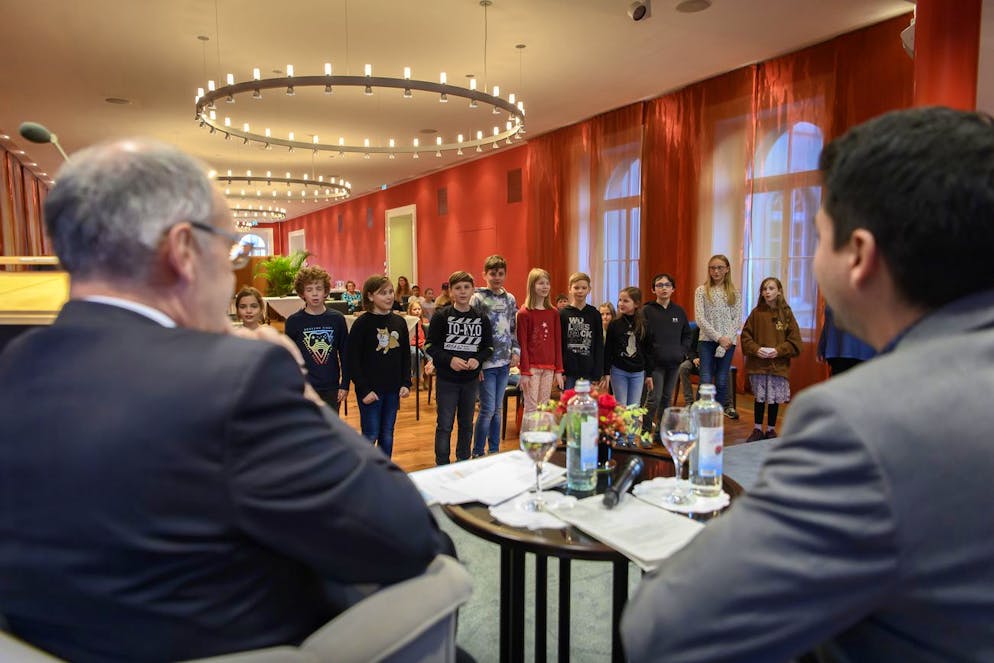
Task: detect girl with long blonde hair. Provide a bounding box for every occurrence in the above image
[516,268,564,413]
[693,254,742,417]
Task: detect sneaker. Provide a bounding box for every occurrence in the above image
[723,406,740,420]
[745,428,765,443]
[765,429,778,439]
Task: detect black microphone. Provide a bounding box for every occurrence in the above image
[19,121,69,162]
[603,457,644,509]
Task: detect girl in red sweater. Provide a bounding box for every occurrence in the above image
[516,268,564,413]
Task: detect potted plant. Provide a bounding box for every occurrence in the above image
[252,250,311,297]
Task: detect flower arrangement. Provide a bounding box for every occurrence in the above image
[539,386,652,448]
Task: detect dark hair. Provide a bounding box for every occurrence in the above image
[484,254,507,272]
[555,293,569,302]
[619,286,647,341]
[294,266,331,297]
[362,275,393,313]
[234,286,267,323]
[819,107,994,309]
[448,271,474,287]
[653,273,676,289]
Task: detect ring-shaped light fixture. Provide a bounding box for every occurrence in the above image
[217,170,352,204]
[230,206,288,222]
[194,67,526,156]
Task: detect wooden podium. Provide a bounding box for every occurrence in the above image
[0,261,69,351]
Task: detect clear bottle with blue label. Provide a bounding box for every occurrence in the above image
[690,383,723,497]
[566,379,598,492]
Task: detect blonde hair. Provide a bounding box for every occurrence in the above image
[703,254,737,306]
[568,272,591,287]
[524,268,553,310]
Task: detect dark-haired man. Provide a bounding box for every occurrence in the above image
[622,107,994,661]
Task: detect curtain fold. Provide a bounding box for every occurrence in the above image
[1,148,50,269]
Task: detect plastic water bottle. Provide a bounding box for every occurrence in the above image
[566,379,598,492]
[690,383,723,497]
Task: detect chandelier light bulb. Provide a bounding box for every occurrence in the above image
[509,93,516,104]
[226,73,234,85]
[208,80,215,92]
[436,136,443,146]
[264,128,271,138]
[253,68,261,80]
[324,62,332,76]
[339,137,345,146]
[288,131,295,141]
[197,87,205,98]
[243,123,250,132]
[364,138,370,148]
[440,72,447,85]
[313,135,319,144]
[404,67,411,80]
[469,78,477,91]
[364,64,372,77]
[389,138,396,148]
[224,117,231,127]
[287,64,294,77]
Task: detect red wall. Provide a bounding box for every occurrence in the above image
[264,144,531,300]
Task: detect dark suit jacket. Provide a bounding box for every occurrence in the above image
[622,289,994,662]
[0,301,444,662]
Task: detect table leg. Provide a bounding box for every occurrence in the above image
[535,554,547,663]
[558,558,570,663]
[509,548,525,663]
[611,559,629,663]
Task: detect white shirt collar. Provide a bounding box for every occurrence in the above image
[81,295,177,328]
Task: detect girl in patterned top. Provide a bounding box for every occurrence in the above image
[694,254,742,418]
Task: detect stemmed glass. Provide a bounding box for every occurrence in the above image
[519,410,560,512]
[661,407,699,505]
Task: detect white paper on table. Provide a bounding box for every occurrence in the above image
[548,494,704,571]
[408,451,565,506]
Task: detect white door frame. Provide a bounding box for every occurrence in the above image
[287,229,306,256]
[385,204,417,283]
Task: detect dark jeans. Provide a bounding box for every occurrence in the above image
[828,357,862,376]
[698,341,736,408]
[644,363,681,435]
[435,378,480,465]
[357,390,401,457]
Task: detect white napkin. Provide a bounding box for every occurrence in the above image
[633,477,731,514]
[489,492,578,530]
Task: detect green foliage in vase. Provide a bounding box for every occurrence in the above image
[252,250,312,296]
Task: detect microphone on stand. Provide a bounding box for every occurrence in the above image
[19,121,69,162]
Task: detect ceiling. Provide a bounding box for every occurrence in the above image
[0,0,913,220]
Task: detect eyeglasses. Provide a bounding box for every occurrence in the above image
[654,282,674,289]
[708,265,727,271]
[189,221,252,269]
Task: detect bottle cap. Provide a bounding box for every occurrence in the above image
[574,378,591,393]
[699,383,716,396]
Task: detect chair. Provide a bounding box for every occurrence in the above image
[501,383,522,440]
[1,555,472,663]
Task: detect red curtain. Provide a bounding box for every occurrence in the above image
[1,149,50,269]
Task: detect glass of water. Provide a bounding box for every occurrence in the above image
[519,411,560,511]
[661,407,698,505]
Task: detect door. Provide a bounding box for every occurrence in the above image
[385,204,417,286]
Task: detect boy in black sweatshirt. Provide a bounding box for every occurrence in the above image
[559,272,604,390]
[426,271,494,465]
[642,272,692,438]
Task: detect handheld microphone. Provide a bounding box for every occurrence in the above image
[603,457,644,509]
[19,121,69,162]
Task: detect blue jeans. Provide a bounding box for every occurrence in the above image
[473,365,510,456]
[609,367,645,406]
[357,390,401,457]
[434,378,480,465]
[698,341,736,407]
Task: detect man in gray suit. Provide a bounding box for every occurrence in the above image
[621,107,994,662]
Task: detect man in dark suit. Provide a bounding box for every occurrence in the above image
[622,108,994,661]
[0,140,447,661]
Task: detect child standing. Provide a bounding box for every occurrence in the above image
[560,272,604,391]
[346,275,411,457]
[285,266,349,413]
[426,271,493,465]
[603,287,654,406]
[740,277,802,441]
[516,268,564,414]
[642,273,692,437]
[694,254,742,419]
[470,255,521,457]
[234,286,266,330]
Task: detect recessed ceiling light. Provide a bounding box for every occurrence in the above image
[676,0,712,12]
[105,97,131,105]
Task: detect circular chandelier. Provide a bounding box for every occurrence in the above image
[230,206,287,227]
[194,65,527,157]
[216,169,352,204]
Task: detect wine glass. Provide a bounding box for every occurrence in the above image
[519,410,560,512]
[661,407,699,505]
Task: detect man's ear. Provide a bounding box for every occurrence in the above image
[160,223,199,285]
[847,228,880,290]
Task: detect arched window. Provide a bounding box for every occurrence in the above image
[602,157,641,301]
[743,122,822,330]
[240,233,267,257]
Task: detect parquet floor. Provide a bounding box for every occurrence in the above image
[336,382,787,473]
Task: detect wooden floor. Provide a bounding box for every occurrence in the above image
[337,382,788,473]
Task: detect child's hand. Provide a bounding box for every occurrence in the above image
[555,373,565,390]
[466,358,479,371]
[450,357,470,371]
[399,387,410,398]
[361,392,379,405]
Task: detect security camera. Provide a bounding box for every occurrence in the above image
[628,0,651,21]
